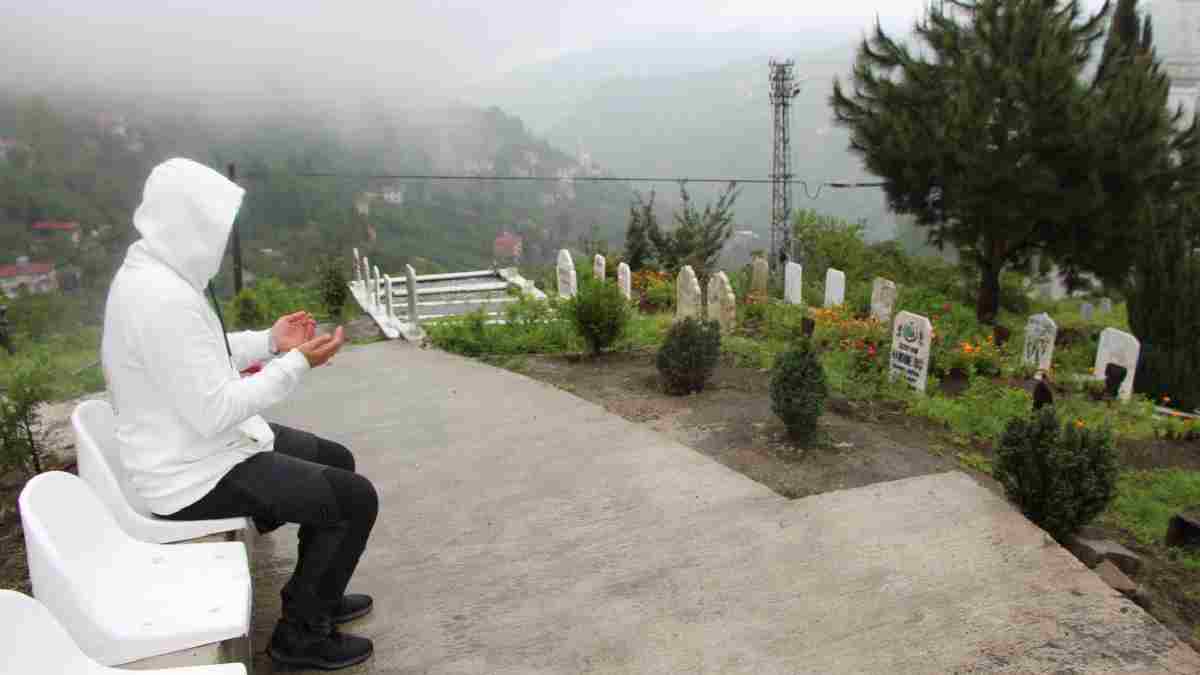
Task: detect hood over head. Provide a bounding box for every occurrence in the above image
[132,158,245,290]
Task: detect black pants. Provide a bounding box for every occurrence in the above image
[160,424,378,630]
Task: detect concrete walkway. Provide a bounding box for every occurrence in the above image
[255,341,1200,674]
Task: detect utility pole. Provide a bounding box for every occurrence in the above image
[227,163,244,294]
[769,59,801,277]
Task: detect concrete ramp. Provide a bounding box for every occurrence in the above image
[256,342,1200,674]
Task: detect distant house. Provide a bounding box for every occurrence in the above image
[32,221,82,245]
[494,231,523,261]
[381,185,405,205]
[0,257,58,298]
[0,137,28,162]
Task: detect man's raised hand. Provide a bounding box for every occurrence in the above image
[297,326,345,368]
[271,311,317,352]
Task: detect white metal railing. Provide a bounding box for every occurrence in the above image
[348,248,544,341]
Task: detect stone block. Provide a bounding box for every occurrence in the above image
[1066,536,1142,575]
[1166,507,1200,550]
[1095,560,1137,596]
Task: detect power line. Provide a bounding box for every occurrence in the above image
[240,171,885,196]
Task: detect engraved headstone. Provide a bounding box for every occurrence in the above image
[751,257,769,296]
[1023,313,1057,373]
[824,268,846,307]
[870,277,897,324]
[785,262,803,304]
[405,264,419,323]
[1081,302,1094,321]
[593,254,606,283]
[676,265,702,321]
[1094,327,1140,401]
[557,249,577,298]
[617,262,632,301]
[706,271,737,333]
[890,311,933,392]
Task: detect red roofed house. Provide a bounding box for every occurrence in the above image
[493,231,523,262]
[32,221,82,245]
[0,257,58,298]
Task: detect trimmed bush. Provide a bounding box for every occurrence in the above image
[657,318,721,394]
[567,278,632,355]
[993,407,1120,541]
[770,343,828,442]
[232,288,266,329]
[317,256,350,319]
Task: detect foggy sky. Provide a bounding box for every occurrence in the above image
[1,0,1115,106]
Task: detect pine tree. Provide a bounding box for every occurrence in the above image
[623,191,657,271]
[831,0,1108,322]
[649,182,739,278]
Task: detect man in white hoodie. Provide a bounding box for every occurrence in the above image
[102,158,377,670]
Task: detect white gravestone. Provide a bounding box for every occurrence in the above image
[405,264,419,323]
[384,275,394,319]
[751,258,769,295]
[617,262,632,301]
[824,268,846,307]
[870,277,897,324]
[1101,298,1113,313]
[1022,313,1057,374]
[1081,302,1094,321]
[676,265,702,321]
[785,262,803,304]
[557,249,577,298]
[890,311,933,393]
[593,254,606,283]
[707,271,737,333]
[1094,327,1141,401]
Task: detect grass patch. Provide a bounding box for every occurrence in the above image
[1103,469,1200,570]
[907,378,1032,441]
[956,451,993,473]
[1,327,104,401]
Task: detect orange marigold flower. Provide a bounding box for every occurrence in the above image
[1074,419,1085,429]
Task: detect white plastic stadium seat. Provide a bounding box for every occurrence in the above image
[73,399,252,543]
[19,472,252,667]
[0,590,246,675]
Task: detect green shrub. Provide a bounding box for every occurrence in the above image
[993,407,1120,541]
[232,288,266,329]
[317,256,350,319]
[657,318,722,394]
[567,279,632,354]
[770,343,828,442]
[0,353,53,475]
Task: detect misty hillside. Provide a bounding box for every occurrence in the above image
[0,91,634,293]
[476,34,899,242]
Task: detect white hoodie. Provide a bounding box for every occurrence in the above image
[101,158,310,516]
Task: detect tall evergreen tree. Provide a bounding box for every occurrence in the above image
[649,182,739,280]
[624,191,657,271]
[831,0,1108,322]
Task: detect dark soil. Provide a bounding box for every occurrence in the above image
[505,348,1200,653]
[512,349,961,499]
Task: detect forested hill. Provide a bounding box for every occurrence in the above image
[0,92,634,294]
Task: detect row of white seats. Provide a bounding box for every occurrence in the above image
[7,400,258,673]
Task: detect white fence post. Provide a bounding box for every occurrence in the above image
[406,265,419,324]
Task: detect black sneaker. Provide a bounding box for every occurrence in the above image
[268,619,373,671]
[333,593,374,624]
